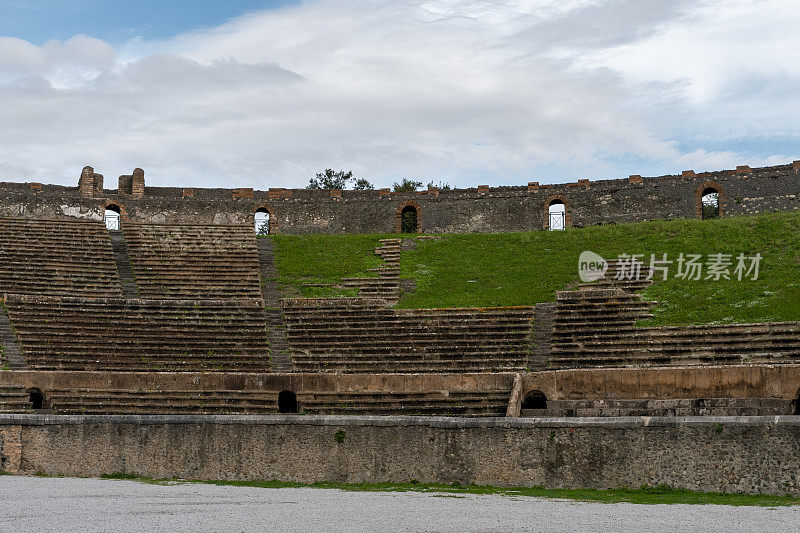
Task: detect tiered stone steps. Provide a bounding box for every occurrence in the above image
[48,388,279,415]
[4,294,271,372]
[296,389,509,416]
[257,237,291,372]
[0,384,32,412]
[340,239,402,302]
[550,287,800,368]
[285,298,534,373]
[578,258,654,293]
[523,397,792,417]
[109,230,140,298]
[123,223,262,299]
[42,387,509,416]
[0,217,122,297]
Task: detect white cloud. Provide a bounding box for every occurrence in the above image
[0,0,797,189]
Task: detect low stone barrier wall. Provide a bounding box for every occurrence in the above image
[0,371,514,416]
[2,414,799,495]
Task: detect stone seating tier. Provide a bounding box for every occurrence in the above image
[0,385,32,412]
[45,388,509,416]
[4,294,271,372]
[284,298,534,373]
[549,288,800,368]
[122,223,262,299]
[0,217,122,297]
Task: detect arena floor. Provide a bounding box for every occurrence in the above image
[1,476,798,532]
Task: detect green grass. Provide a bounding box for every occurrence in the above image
[96,473,800,506]
[266,212,800,325]
[398,211,800,325]
[268,234,397,297]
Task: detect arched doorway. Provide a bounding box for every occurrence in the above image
[793,387,800,415]
[401,205,418,233]
[278,390,298,413]
[521,390,547,410]
[547,200,565,231]
[701,188,720,219]
[104,204,121,231]
[254,208,270,235]
[26,387,44,410]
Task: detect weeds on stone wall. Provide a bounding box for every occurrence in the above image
[334,429,346,443]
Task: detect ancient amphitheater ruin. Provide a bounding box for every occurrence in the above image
[1,161,799,494]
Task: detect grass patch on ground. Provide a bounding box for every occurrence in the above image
[268,234,397,297]
[397,211,800,325]
[96,473,800,506]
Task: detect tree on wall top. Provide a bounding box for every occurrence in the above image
[306,169,374,190]
[393,179,423,193]
[353,178,374,190]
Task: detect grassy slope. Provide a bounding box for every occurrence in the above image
[399,211,800,325]
[269,234,395,297]
[269,212,800,325]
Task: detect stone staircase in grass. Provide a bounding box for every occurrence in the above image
[285,298,535,373]
[340,238,402,302]
[0,217,122,298]
[123,223,262,299]
[549,287,800,368]
[4,294,271,372]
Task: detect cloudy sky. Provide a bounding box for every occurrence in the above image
[0,0,797,189]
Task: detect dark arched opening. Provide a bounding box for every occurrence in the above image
[401,205,418,233]
[521,390,547,410]
[278,390,298,414]
[27,387,44,410]
[548,200,565,231]
[104,204,121,231]
[701,188,720,220]
[793,388,800,415]
[254,208,270,235]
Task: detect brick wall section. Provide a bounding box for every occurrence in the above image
[5,414,800,495]
[283,298,534,373]
[0,162,797,232]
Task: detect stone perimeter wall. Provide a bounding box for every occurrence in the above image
[1,162,798,233]
[1,414,799,495]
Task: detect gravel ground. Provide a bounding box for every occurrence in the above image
[1,476,799,533]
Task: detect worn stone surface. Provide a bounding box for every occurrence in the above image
[1,162,798,233]
[4,414,800,495]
